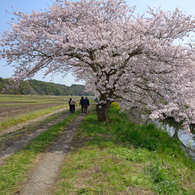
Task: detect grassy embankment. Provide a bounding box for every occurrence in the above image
[55,103,195,195]
[0,109,81,195]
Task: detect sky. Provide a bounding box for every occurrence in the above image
[0,0,195,86]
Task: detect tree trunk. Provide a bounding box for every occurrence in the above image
[96,103,110,122]
[105,100,111,111]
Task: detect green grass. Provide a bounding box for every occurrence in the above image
[55,103,195,195]
[0,109,81,195]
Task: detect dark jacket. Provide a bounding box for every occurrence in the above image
[82,98,90,106]
[80,97,84,105]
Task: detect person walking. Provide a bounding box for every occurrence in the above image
[68,98,72,112]
[82,96,90,113]
[70,97,77,113]
[80,96,84,113]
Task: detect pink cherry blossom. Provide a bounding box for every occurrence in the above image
[1,0,195,134]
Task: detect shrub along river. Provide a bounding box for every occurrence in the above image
[126,108,195,160]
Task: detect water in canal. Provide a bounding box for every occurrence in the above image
[126,108,195,160]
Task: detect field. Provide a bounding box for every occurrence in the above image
[0,95,67,121]
[0,95,84,132]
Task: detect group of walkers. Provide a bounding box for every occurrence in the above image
[68,96,90,113]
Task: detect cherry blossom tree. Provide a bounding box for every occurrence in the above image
[1,0,195,134]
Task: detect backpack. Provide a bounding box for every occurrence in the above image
[70,100,76,105]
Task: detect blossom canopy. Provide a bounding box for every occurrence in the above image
[1,0,195,134]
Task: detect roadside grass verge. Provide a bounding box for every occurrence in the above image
[0,109,81,195]
[55,103,195,195]
[0,104,68,132]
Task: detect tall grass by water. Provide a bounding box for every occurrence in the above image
[56,103,195,195]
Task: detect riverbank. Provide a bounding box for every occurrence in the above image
[55,103,195,194]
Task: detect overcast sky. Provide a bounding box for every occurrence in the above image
[0,0,195,86]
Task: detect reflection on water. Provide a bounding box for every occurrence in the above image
[126,109,195,160]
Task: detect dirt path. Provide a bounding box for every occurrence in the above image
[15,112,89,195]
[0,107,75,165]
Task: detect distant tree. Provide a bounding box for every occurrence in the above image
[1,0,195,134]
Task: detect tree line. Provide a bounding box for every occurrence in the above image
[0,77,93,96]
